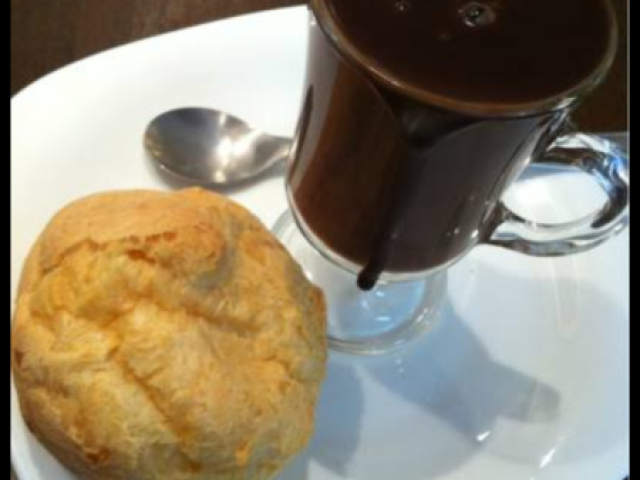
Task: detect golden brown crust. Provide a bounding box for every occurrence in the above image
[12,188,327,480]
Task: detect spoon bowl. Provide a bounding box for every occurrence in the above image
[145,108,292,187]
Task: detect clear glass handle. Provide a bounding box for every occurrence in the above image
[489,133,629,256]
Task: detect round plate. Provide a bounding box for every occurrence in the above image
[11,7,629,480]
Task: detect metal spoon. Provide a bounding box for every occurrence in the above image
[145,108,292,187]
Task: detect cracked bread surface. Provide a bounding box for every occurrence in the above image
[12,188,327,480]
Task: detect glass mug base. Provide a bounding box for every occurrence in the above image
[273,211,447,355]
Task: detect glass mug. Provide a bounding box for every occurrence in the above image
[274,0,629,354]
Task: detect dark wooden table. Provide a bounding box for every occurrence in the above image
[11,0,628,131]
[9,1,629,479]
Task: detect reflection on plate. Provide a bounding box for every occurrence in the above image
[11,7,629,480]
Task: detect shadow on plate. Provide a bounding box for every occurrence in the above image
[277,265,628,479]
[365,275,627,477]
[276,358,365,480]
[365,299,562,478]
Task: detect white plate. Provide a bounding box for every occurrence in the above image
[11,7,630,480]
